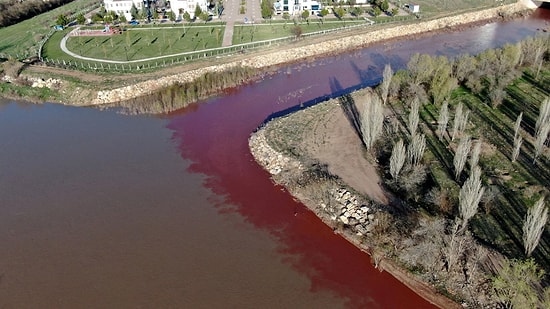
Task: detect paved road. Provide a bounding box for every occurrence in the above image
[220,0,262,46]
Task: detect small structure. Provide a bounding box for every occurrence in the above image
[406,3,420,13]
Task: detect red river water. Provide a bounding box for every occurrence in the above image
[0,9,548,308]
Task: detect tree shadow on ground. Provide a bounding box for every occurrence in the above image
[330,77,363,142]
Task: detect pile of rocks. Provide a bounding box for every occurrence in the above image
[27,76,61,89]
[325,188,378,237]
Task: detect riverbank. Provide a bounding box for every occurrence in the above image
[248,97,463,308]
[0,2,530,106]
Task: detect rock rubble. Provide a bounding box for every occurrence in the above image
[249,128,380,237]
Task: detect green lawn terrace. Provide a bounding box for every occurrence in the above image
[231,17,375,44]
[65,24,225,61]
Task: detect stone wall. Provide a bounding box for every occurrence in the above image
[91,2,527,105]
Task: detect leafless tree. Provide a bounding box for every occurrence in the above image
[445,221,468,273]
[451,103,469,141]
[534,126,550,163]
[360,93,384,150]
[408,134,426,166]
[454,135,472,180]
[489,88,506,108]
[469,139,482,169]
[452,103,463,141]
[399,217,445,273]
[408,98,420,136]
[513,135,522,162]
[459,166,484,232]
[520,36,548,79]
[379,64,393,105]
[523,197,548,257]
[535,98,550,137]
[437,101,449,140]
[390,139,406,179]
[514,112,523,141]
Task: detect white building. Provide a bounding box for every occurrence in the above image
[273,0,321,16]
[170,0,210,18]
[103,0,209,21]
[104,0,142,21]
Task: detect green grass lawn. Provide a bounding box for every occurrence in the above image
[410,0,517,17]
[232,18,372,44]
[0,0,100,57]
[64,25,225,61]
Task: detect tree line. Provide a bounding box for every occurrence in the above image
[355,35,550,307]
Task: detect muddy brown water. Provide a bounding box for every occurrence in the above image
[0,9,549,308]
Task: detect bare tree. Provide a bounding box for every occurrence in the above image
[469,139,482,169]
[458,166,484,232]
[454,135,472,180]
[390,139,406,179]
[379,63,393,105]
[408,134,426,166]
[534,120,550,163]
[408,98,420,136]
[523,197,548,257]
[513,135,523,162]
[360,93,384,150]
[535,98,550,137]
[437,101,449,140]
[514,112,523,141]
[451,103,469,141]
[445,221,465,273]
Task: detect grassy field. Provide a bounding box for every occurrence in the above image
[65,25,225,61]
[0,0,100,57]
[232,18,375,44]
[410,0,518,17]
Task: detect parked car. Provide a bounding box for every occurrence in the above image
[129,20,139,25]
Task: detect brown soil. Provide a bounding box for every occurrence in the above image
[295,92,388,204]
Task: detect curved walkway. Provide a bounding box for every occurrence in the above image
[60,0,263,63]
[60,27,239,64]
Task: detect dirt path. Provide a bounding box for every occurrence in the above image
[298,96,389,204]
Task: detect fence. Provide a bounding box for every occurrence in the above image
[38,16,414,73]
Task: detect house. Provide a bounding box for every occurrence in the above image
[104,0,142,21]
[103,0,209,21]
[170,0,210,19]
[273,0,322,16]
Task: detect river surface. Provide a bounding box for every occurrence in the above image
[1,9,549,308]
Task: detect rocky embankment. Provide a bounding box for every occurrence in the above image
[91,2,527,105]
[249,129,381,238]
